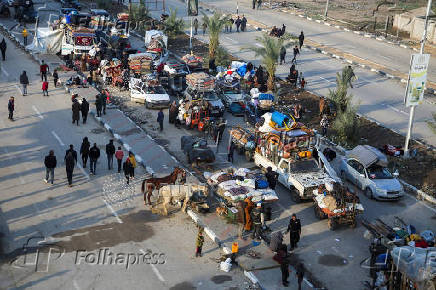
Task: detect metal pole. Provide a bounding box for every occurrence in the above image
[385,15,389,37]
[404,0,432,157]
[189,17,193,53]
[324,0,329,20]
[237,1,239,15]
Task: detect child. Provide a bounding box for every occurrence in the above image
[195,228,205,257]
[42,81,49,96]
[300,78,306,91]
[320,115,329,136]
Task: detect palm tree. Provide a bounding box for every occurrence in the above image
[247,33,293,91]
[328,66,354,113]
[202,13,230,60]
[129,2,149,31]
[163,8,185,38]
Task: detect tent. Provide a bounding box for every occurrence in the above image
[26,28,63,54]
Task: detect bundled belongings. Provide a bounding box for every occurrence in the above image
[182,53,203,68]
[128,53,153,75]
[186,72,215,90]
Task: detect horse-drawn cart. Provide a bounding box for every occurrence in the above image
[313,183,364,230]
[229,126,256,161]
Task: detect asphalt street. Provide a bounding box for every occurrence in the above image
[0,33,248,289]
[145,0,436,148]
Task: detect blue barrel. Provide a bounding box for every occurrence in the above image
[271,111,289,127]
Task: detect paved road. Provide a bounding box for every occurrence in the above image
[142,0,436,148]
[0,32,249,290]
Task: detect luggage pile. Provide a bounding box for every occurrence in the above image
[313,183,364,214]
[186,72,215,90]
[128,53,153,75]
[148,36,165,52]
[182,54,203,68]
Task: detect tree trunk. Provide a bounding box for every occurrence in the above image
[267,73,275,91]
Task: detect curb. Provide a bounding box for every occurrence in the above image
[400,180,436,205]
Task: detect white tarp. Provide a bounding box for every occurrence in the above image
[26,28,63,54]
[144,30,168,48]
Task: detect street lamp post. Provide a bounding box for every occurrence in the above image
[324,0,329,20]
[404,0,432,157]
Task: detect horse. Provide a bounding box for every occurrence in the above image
[141,167,186,206]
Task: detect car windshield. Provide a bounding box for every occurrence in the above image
[367,165,393,179]
[145,86,166,94]
[202,91,218,101]
[289,159,319,173]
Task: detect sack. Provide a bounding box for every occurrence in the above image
[220,258,232,272]
[256,179,269,189]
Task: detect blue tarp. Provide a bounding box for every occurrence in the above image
[271,111,289,127]
[258,93,274,101]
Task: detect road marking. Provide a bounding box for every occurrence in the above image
[51,131,65,146]
[385,104,408,116]
[102,198,123,223]
[319,76,334,84]
[404,193,436,214]
[1,66,9,77]
[32,105,44,119]
[140,249,165,282]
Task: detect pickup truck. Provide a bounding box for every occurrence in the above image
[254,152,334,202]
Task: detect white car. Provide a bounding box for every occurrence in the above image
[129,78,170,109]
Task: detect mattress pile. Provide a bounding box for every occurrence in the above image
[182,54,203,67]
[128,53,153,75]
[186,72,215,90]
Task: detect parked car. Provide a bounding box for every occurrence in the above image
[129,78,170,109]
[0,0,10,16]
[181,136,215,164]
[61,0,81,10]
[339,145,404,200]
[184,88,225,117]
[16,5,36,22]
[60,7,77,16]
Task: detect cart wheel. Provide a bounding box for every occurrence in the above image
[328,218,337,231]
[314,205,320,219]
[291,190,301,203]
[245,151,253,161]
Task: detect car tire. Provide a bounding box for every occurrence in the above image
[340,170,346,181]
[291,189,301,203]
[365,187,374,199]
[145,101,150,109]
[328,218,337,231]
[186,153,191,164]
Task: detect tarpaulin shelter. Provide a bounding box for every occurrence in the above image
[26,27,63,54]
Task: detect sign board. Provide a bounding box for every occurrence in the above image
[187,0,198,16]
[404,53,430,107]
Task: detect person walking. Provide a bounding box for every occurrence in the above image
[265,166,279,190]
[257,0,262,9]
[298,31,304,49]
[235,16,241,32]
[123,157,133,184]
[42,80,49,96]
[251,203,262,240]
[7,96,14,121]
[115,146,124,173]
[320,115,329,136]
[19,71,29,96]
[72,99,80,126]
[80,137,90,168]
[65,151,75,187]
[252,0,256,9]
[101,92,107,115]
[227,142,235,163]
[81,98,89,124]
[105,139,115,170]
[44,150,57,185]
[53,69,59,88]
[241,15,247,32]
[40,60,49,82]
[202,21,207,35]
[157,109,164,131]
[195,228,205,257]
[193,18,198,35]
[296,263,305,290]
[0,38,6,61]
[89,143,100,175]
[128,151,136,178]
[292,45,300,64]
[65,144,78,163]
[229,18,234,33]
[346,65,356,88]
[95,93,103,117]
[280,46,286,65]
[286,213,301,250]
[280,247,290,287]
[22,26,28,46]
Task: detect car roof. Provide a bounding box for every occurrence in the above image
[347,145,388,168]
[90,9,109,15]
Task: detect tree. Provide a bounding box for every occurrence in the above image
[129,2,149,32]
[247,33,293,91]
[163,8,184,38]
[332,105,361,146]
[328,66,354,114]
[202,13,230,60]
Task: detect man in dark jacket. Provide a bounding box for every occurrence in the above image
[95,94,103,117]
[157,109,164,131]
[72,99,80,126]
[280,247,290,287]
[241,15,247,32]
[292,45,300,64]
[89,143,100,175]
[65,151,75,187]
[44,150,57,184]
[0,38,6,61]
[8,96,14,120]
[65,144,78,163]
[286,213,301,250]
[105,139,115,170]
[265,166,279,190]
[19,71,29,96]
[251,203,262,240]
[193,18,198,35]
[280,46,286,65]
[235,16,241,32]
[101,92,107,115]
[298,31,304,49]
[81,98,89,124]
